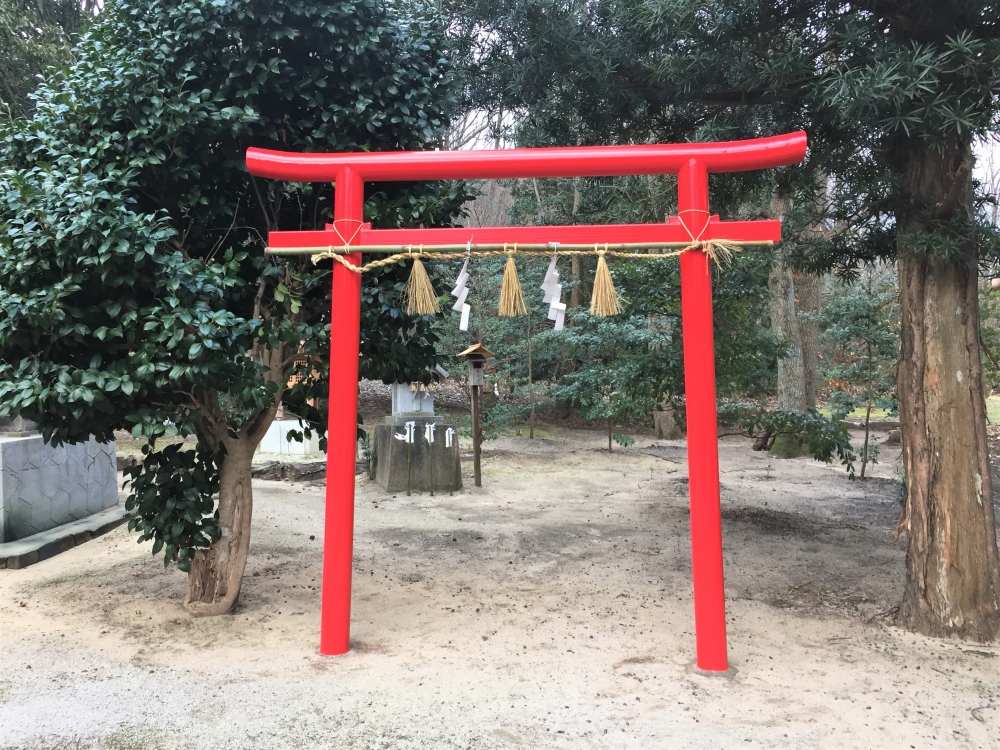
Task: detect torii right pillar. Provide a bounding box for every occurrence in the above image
[678,158,728,672]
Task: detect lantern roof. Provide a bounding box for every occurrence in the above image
[457,343,495,360]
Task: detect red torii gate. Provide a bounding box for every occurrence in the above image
[246,131,807,672]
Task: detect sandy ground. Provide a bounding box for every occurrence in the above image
[1,426,999,749]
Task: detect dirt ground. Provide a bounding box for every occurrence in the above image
[2,425,999,749]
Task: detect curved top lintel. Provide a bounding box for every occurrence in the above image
[245,131,807,183]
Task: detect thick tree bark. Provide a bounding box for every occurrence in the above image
[796,272,821,409]
[184,335,288,616]
[185,436,256,616]
[570,255,582,309]
[770,259,807,412]
[768,192,808,413]
[895,141,1000,640]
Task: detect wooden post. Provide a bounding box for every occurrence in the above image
[527,314,535,439]
[458,344,492,489]
[471,383,482,487]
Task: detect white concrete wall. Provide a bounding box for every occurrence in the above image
[257,420,321,456]
[0,436,118,542]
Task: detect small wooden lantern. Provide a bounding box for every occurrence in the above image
[458,343,494,387]
[457,343,494,487]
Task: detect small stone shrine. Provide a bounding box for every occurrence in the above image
[371,383,462,494]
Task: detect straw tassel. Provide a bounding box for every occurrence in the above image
[405,248,440,316]
[590,245,621,316]
[498,246,527,316]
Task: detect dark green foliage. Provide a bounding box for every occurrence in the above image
[0,0,98,118]
[612,253,782,408]
[817,268,900,421]
[0,165,257,445]
[452,0,1000,465]
[979,282,1000,392]
[433,247,782,444]
[719,402,856,477]
[123,443,222,572]
[549,313,660,438]
[815,267,900,474]
[456,0,1000,268]
[548,253,782,434]
[0,0,468,568]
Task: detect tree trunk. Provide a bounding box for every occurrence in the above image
[895,141,1000,641]
[768,192,807,413]
[570,255,582,309]
[527,315,535,439]
[861,341,873,480]
[796,271,821,409]
[184,436,256,616]
[769,259,807,412]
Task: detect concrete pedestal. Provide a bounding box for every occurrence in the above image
[0,435,118,543]
[372,417,461,493]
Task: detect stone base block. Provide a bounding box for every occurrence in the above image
[372,420,461,494]
[0,506,129,569]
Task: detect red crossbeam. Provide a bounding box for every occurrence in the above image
[267,217,782,250]
[247,131,805,181]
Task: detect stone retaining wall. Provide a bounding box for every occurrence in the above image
[0,435,118,543]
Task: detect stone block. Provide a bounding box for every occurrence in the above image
[0,506,128,569]
[40,465,61,498]
[0,435,117,542]
[49,443,67,467]
[7,550,38,569]
[86,487,107,515]
[49,488,70,524]
[19,467,41,504]
[30,497,51,535]
[69,485,90,521]
[372,420,461,494]
[9,499,31,540]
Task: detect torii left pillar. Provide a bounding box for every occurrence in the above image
[320,167,363,656]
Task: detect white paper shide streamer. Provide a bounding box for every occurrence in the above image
[450,257,472,331]
[540,254,566,331]
[394,421,416,444]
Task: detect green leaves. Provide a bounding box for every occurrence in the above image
[1,0,468,569]
[124,443,222,572]
[719,403,857,477]
[815,268,900,428]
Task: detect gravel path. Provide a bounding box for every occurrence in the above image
[1,427,998,749]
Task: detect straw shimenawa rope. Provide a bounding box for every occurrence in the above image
[590,244,622,316]
[299,210,750,316]
[404,246,440,316]
[498,245,528,317]
[306,211,744,270]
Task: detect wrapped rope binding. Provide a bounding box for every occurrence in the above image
[405,250,440,316]
[498,246,527,316]
[590,245,621,316]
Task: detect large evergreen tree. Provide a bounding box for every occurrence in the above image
[0,0,98,118]
[456,0,1000,639]
[0,0,467,614]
